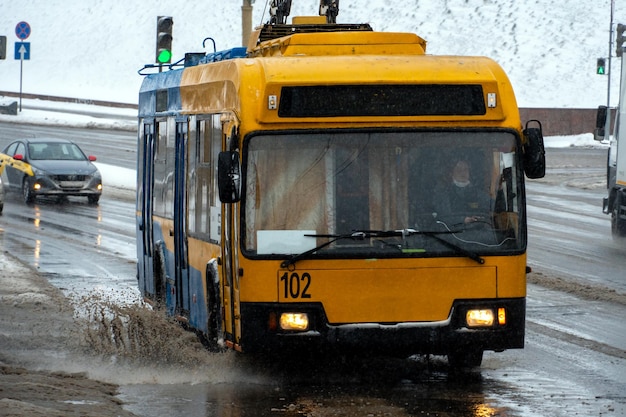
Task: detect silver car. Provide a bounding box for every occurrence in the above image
[0,137,102,204]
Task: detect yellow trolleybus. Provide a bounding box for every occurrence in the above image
[136,16,545,367]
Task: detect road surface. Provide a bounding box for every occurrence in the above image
[0,123,624,416]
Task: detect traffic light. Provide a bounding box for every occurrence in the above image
[597,58,606,75]
[0,36,6,60]
[156,16,173,64]
[617,23,626,57]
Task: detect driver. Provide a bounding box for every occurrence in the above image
[434,159,492,226]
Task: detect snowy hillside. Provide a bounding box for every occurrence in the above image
[0,0,624,108]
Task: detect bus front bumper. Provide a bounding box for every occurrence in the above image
[239,298,525,356]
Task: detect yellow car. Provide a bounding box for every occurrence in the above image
[0,137,102,204]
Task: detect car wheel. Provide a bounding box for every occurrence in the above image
[88,195,100,205]
[22,178,35,204]
[0,202,3,214]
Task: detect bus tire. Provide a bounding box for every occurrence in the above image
[612,190,626,239]
[204,261,225,352]
[448,349,483,368]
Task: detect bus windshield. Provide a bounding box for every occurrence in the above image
[243,130,524,259]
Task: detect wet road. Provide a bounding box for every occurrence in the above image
[0,192,137,299]
[0,123,136,170]
[0,123,625,416]
[526,147,626,292]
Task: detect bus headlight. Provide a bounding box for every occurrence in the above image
[466,309,495,327]
[280,313,309,331]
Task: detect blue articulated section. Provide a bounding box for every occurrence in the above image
[151,219,209,332]
[189,268,208,334]
[138,69,183,118]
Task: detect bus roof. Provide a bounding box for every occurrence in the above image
[139,30,519,128]
[248,30,427,57]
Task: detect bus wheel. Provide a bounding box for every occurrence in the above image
[448,349,483,368]
[203,262,225,352]
[611,191,626,239]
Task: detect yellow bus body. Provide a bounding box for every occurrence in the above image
[137,23,540,366]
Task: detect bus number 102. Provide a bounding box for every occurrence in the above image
[280,272,312,299]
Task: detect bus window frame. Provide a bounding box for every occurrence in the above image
[240,127,526,261]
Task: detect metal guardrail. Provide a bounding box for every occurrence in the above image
[0,91,137,109]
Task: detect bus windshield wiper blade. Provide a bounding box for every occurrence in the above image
[280,231,372,269]
[376,228,484,264]
[279,228,483,268]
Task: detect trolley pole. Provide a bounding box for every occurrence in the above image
[242,0,254,48]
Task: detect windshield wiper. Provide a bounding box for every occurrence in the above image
[280,229,484,269]
[420,231,485,265]
[280,231,371,269]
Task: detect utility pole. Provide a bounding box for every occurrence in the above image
[242,0,254,48]
[605,0,615,141]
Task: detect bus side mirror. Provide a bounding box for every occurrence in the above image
[522,119,546,179]
[594,105,608,141]
[218,151,241,203]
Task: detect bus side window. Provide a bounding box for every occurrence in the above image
[153,120,170,218]
[186,115,222,244]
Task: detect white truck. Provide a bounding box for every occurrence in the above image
[596,50,626,238]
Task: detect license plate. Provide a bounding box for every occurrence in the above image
[59,181,84,188]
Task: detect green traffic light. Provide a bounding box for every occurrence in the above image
[157,49,172,64]
[597,58,606,75]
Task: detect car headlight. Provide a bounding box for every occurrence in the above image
[31,166,46,176]
[89,168,101,179]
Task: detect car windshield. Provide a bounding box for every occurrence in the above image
[243,130,525,259]
[28,142,87,161]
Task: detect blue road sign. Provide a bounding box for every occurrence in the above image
[15,21,31,40]
[14,42,30,60]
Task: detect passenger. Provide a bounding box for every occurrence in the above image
[434,159,492,226]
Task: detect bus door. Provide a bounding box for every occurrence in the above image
[138,122,155,297]
[174,121,190,315]
[220,119,242,349]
